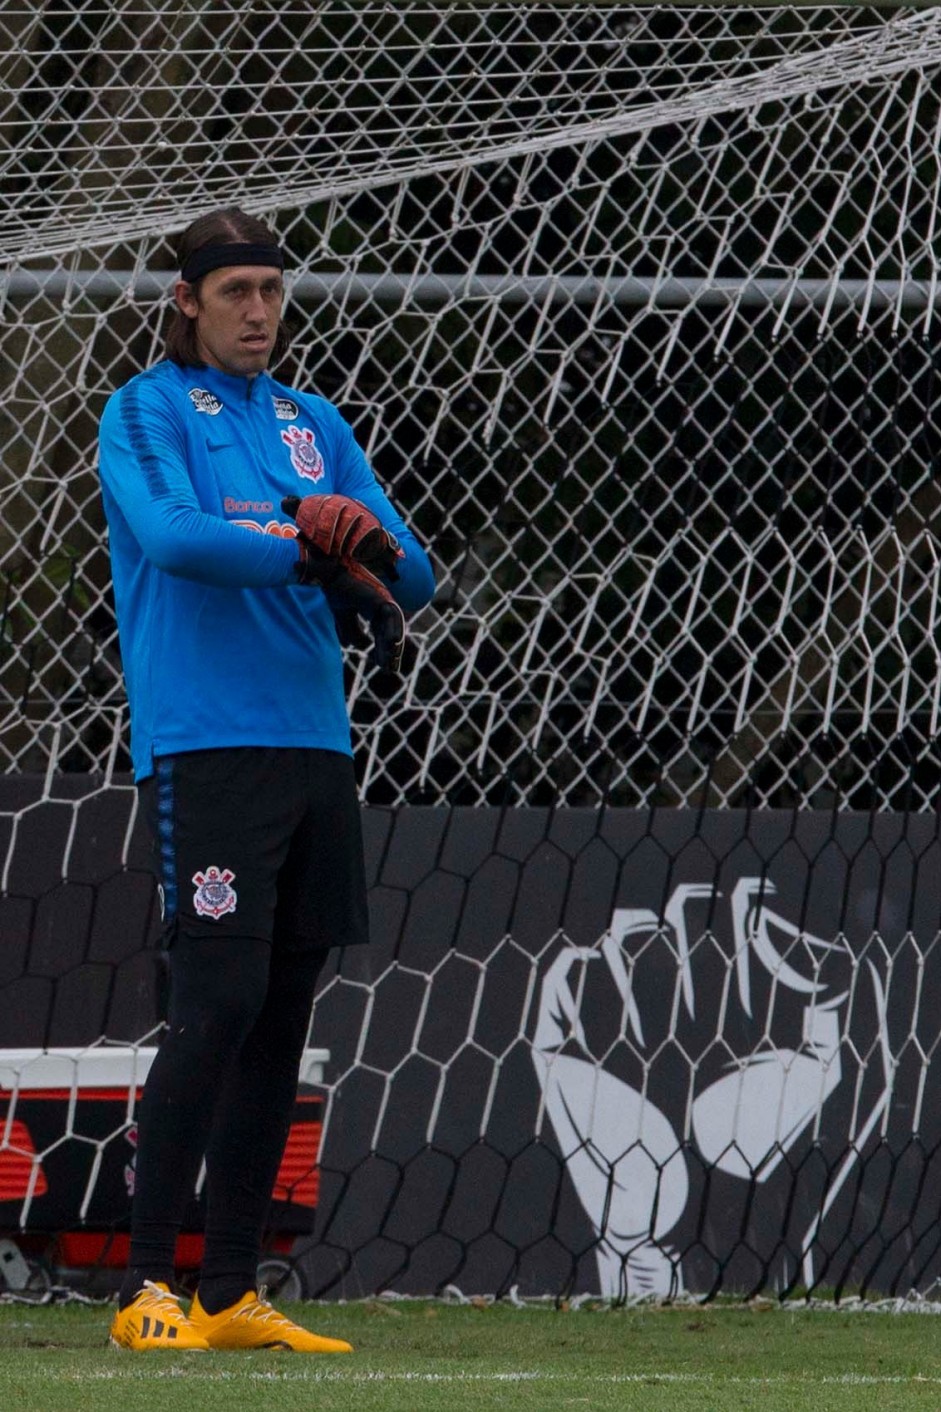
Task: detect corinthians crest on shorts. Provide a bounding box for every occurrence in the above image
[281,425,324,482]
[192,865,237,919]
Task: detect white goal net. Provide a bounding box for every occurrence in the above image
[6,3,941,1306]
[3,3,941,808]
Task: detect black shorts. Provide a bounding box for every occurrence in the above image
[139,746,369,952]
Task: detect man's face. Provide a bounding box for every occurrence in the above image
[175,265,284,376]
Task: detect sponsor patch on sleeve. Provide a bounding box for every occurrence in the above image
[188,388,224,415]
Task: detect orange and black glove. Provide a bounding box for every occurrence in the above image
[282,493,403,579]
[284,495,405,672]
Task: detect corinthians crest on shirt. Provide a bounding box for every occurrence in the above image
[281,425,324,482]
[192,866,237,919]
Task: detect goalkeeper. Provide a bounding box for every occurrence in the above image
[97,207,435,1353]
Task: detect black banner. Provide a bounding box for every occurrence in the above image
[313,807,941,1301]
[3,782,941,1299]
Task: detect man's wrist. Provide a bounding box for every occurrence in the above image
[294,537,342,588]
[293,539,310,582]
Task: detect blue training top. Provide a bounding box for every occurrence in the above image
[97,359,436,781]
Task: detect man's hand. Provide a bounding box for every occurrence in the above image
[285,493,406,671]
[294,545,405,672]
[326,562,405,673]
[282,494,403,579]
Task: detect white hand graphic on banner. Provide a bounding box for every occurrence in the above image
[531,877,890,1298]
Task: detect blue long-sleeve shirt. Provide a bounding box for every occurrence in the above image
[98,359,435,780]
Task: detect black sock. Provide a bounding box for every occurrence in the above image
[197,947,327,1312]
[119,936,272,1309]
[193,1280,255,1315]
[118,1274,173,1311]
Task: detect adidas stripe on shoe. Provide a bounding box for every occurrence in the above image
[109,1281,210,1352]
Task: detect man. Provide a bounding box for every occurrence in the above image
[98,207,435,1352]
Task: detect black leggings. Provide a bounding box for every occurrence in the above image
[119,935,327,1310]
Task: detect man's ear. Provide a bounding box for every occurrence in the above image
[174,280,198,318]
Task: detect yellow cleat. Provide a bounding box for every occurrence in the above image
[190,1288,353,1353]
[109,1281,210,1351]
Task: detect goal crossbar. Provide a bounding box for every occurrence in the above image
[3,272,939,312]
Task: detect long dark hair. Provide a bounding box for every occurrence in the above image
[165,207,290,368]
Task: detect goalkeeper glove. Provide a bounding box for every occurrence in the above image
[326,563,405,674]
[281,493,404,579]
[292,537,405,674]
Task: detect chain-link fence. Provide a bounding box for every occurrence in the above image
[3,4,941,808]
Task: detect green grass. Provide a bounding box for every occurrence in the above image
[3,1297,941,1411]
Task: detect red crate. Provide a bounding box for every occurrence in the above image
[0,1047,328,1274]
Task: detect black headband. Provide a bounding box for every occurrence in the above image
[180,242,285,283]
